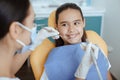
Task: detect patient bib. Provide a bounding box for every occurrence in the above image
[45,43,109,80]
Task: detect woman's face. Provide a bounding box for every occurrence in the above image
[57,9,85,45]
[19,5,35,45]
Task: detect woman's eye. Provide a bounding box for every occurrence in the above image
[74,22,80,25]
[61,23,67,27]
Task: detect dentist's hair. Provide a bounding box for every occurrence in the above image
[0,0,30,40]
[55,3,87,47]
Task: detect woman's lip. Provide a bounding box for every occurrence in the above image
[67,34,77,39]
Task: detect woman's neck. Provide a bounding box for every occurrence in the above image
[0,38,16,56]
[0,40,15,77]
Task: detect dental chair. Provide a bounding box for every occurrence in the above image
[30,11,109,80]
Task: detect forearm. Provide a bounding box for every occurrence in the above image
[11,50,31,75]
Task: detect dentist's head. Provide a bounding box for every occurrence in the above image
[0,0,35,51]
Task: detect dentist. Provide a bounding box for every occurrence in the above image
[0,0,59,80]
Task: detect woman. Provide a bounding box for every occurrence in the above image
[41,3,112,80]
[0,0,59,79]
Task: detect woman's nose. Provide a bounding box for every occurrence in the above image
[68,24,75,32]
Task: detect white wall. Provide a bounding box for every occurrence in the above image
[93,0,120,79]
[104,0,120,79]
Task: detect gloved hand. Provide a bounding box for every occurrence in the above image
[29,27,59,51]
[74,42,99,79]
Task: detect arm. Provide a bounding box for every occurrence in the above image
[11,27,59,76]
[75,43,99,80]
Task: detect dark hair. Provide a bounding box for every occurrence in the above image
[55,3,87,47]
[0,0,30,40]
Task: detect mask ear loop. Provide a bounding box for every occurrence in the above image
[16,22,32,47]
[16,39,26,47]
[16,22,32,32]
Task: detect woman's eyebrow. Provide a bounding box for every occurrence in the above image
[60,21,68,24]
[59,19,82,24]
[74,19,81,22]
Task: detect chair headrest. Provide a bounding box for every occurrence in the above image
[48,10,56,28]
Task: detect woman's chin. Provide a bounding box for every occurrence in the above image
[68,41,81,45]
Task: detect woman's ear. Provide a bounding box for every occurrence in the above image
[55,24,59,32]
[55,26,58,30]
[9,22,22,40]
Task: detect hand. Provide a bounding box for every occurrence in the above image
[29,27,59,51]
[74,42,99,79]
[36,27,59,40]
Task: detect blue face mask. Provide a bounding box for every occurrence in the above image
[16,22,37,53]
